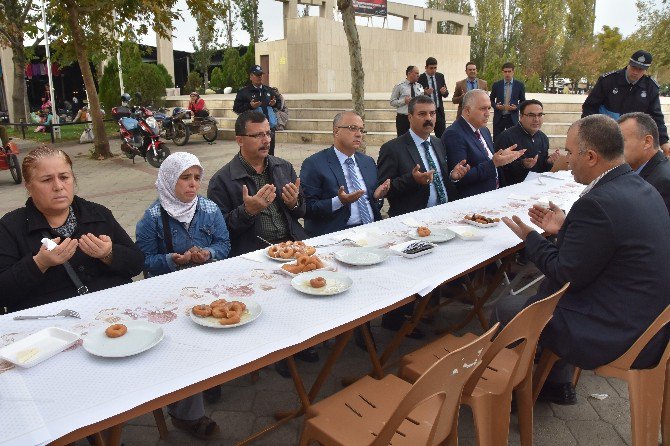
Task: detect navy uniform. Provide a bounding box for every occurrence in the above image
[582,51,668,145]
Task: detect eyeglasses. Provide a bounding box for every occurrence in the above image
[336,125,367,134]
[522,113,545,118]
[242,131,273,139]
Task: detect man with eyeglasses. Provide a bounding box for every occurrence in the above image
[442,89,525,199]
[377,95,469,337]
[494,99,565,185]
[452,62,488,118]
[207,110,305,258]
[300,111,391,237]
[233,65,281,155]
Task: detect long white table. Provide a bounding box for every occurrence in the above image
[0,171,581,446]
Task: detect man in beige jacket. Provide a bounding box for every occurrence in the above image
[452,62,488,118]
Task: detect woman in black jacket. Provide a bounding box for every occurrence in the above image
[0,145,144,313]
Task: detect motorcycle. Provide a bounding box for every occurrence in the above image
[157,107,218,146]
[0,139,22,184]
[111,97,170,168]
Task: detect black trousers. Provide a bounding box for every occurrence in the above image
[493,114,514,141]
[433,106,446,138]
[395,113,410,136]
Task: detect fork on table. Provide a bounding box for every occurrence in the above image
[13,309,81,320]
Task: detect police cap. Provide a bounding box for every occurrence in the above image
[629,50,652,69]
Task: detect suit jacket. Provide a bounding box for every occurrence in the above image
[452,78,488,117]
[525,164,670,370]
[377,132,457,217]
[418,72,449,110]
[442,116,499,198]
[639,150,670,216]
[489,79,526,125]
[301,147,383,237]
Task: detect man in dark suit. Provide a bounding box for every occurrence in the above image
[301,111,390,237]
[618,112,670,215]
[498,114,670,404]
[490,62,526,140]
[418,57,449,138]
[377,96,469,335]
[452,62,488,118]
[441,89,525,199]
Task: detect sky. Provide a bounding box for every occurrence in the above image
[142,0,645,53]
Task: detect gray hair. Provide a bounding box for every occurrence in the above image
[569,114,624,160]
[462,89,488,111]
[618,112,660,150]
[333,110,361,128]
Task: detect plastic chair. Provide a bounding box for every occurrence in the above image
[399,283,569,446]
[663,357,670,446]
[595,305,670,446]
[531,350,581,404]
[298,323,499,446]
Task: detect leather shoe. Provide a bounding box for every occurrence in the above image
[295,347,320,363]
[274,360,291,378]
[537,382,577,405]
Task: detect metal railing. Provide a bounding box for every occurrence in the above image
[5,118,117,143]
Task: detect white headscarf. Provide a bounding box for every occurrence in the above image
[156,152,204,226]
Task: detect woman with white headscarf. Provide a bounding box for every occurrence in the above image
[136,151,230,277]
[135,152,230,438]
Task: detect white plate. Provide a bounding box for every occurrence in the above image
[278,260,335,277]
[264,249,296,262]
[189,298,262,328]
[407,228,457,243]
[463,218,500,228]
[0,327,79,368]
[291,271,353,296]
[334,247,389,266]
[83,320,164,358]
[389,240,437,258]
[448,225,485,241]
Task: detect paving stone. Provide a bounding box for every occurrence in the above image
[575,371,618,399]
[209,410,255,440]
[605,376,630,399]
[531,416,577,445]
[250,416,301,446]
[567,420,628,445]
[210,384,257,412]
[251,389,302,417]
[550,395,601,421]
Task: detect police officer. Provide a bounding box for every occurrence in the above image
[582,50,669,153]
[233,65,281,156]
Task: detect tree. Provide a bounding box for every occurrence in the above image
[184,71,203,94]
[636,0,670,69]
[426,0,471,34]
[221,0,238,48]
[595,26,629,74]
[97,41,144,110]
[238,0,263,44]
[0,0,41,126]
[189,8,224,91]
[561,0,596,90]
[221,46,242,89]
[470,0,504,82]
[337,0,365,141]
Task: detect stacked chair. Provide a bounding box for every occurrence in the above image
[397,283,570,446]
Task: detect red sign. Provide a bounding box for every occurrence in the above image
[353,0,387,17]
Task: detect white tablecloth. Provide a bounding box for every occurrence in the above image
[0,171,581,446]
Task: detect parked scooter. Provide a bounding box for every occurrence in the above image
[0,138,21,184]
[111,93,170,168]
[156,107,218,146]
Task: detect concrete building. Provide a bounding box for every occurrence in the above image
[255,0,473,93]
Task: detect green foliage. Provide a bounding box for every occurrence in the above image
[238,0,264,43]
[98,42,146,111]
[210,67,225,90]
[156,63,174,88]
[126,63,169,107]
[524,74,544,93]
[190,8,224,90]
[426,0,471,34]
[184,71,203,94]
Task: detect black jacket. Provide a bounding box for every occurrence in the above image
[0,196,144,313]
[233,84,282,123]
[639,150,670,216]
[207,155,307,257]
[418,72,449,109]
[582,68,668,145]
[494,123,551,185]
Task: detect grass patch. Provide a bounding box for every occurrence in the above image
[6,122,120,144]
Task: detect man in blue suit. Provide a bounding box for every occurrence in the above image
[490,62,526,140]
[498,114,670,404]
[301,111,390,237]
[442,89,525,199]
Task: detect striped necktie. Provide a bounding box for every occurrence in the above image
[344,157,373,224]
[421,141,447,204]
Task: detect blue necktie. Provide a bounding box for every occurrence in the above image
[421,141,447,205]
[344,157,373,224]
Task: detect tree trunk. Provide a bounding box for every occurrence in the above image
[204,71,210,91]
[10,47,28,129]
[337,0,365,152]
[64,1,111,158]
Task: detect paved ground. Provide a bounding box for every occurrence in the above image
[1,137,643,446]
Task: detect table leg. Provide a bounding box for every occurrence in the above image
[152,408,168,439]
[378,293,431,366]
[104,424,124,446]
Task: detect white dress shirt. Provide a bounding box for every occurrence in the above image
[330,147,374,226]
[408,129,446,207]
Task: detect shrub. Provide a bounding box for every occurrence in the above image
[210,67,225,90]
[156,63,174,89]
[183,71,203,95]
[126,63,169,107]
